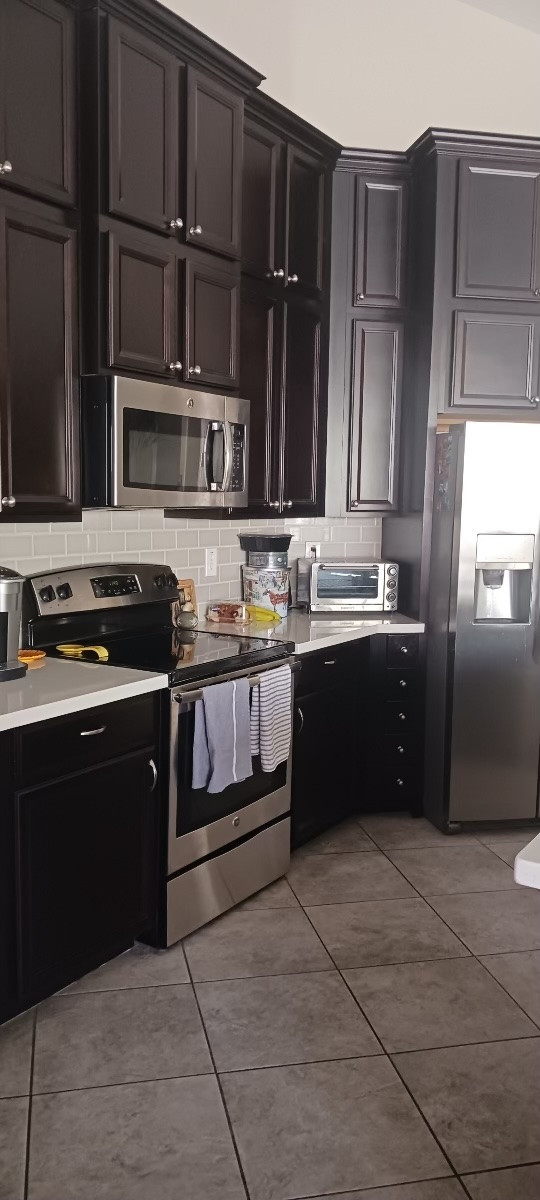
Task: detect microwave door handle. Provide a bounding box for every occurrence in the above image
[222,421,233,492]
[202,423,214,491]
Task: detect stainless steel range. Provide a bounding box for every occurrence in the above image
[23,563,296,943]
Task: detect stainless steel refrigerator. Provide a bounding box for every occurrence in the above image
[425,421,540,828]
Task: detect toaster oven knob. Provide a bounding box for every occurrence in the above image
[386,592,396,602]
[387,566,397,576]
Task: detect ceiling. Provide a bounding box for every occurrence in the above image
[460,0,540,33]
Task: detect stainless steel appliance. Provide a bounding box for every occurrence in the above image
[425,422,540,828]
[82,376,249,509]
[295,557,399,612]
[0,567,26,681]
[23,563,295,943]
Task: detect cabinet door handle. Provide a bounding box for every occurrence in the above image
[168,217,184,229]
[398,712,406,721]
[80,725,106,737]
[1,496,16,508]
[399,679,407,687]
[0,160,12,175]
[397,745,405,754]
[272,268,285,278]
[189,224,203,235]
[148,758,158,792]
[268,500,280,509]
[534,288,540,296]
[287,273,298,284]
[529,395,540,404]
[189,365,202,376]
[168,361,182,372]
[324,660,336,666]
[296,705,304,734]
[396,778,404,787]
[400,645,408,654]
[283,500,293,508]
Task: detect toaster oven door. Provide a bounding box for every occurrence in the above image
[310,564,384,611]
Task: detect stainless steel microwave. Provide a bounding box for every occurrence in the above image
[82,376,249,509]
[295,558,399,612]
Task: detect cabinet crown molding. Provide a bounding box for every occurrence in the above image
[245,91,341,162]
[337,148,410,176]
[409,126,540,163]
[79,0,264,93]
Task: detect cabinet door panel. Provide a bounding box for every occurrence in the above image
[451,311,540,410]
[282,303,321,512]
[186,69,242,259]
[108,228,175,374]
[348,321,403,510]
[354,177,408,307]
[15,750,156,1001]
[242,121,282,280]
[291,681,359,847]
[286,147,324,295]
[107,18,179,232]
[186,255,239,388]
[0,206,79,516]
[457,160,540,300]
[239,287,279,509]
[0,0,76,206]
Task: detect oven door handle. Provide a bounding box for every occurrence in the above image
[173,660,300,706]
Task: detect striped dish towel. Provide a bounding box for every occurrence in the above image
[250,664,292,773]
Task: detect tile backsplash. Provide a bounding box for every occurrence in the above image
[0,512,381,606]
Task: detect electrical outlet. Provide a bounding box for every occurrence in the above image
[205,547,218,577]
[305,542,321,559]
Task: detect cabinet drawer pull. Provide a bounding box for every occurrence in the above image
[148,758,158,792]
[400,645,408,654]
[0,160,12,175]
[324,660,336,666]
[397,745,405,754]
[80,725,106,737]
[399,679,407,687]
[396,778,404,786]
[398,712,406,721]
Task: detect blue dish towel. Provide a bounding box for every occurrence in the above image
[192,677,253,793]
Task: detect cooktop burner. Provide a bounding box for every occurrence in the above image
[51,626,293,686]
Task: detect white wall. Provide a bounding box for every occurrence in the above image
[166,0,540,147]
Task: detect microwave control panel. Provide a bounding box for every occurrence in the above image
[230,424,245,491]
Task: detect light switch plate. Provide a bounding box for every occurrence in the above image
[205,547,218,577]
[305,542,321,559]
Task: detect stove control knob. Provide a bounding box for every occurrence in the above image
[56,582,73,601]
[166,573,178,588]
[39,585,55,603]
[154,574,167,589]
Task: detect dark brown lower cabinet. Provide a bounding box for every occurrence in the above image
[15,748,157,1005]
[348,319,403,510]
[106,223,239,388]
[239,280,326,515]
[0,196,79,518]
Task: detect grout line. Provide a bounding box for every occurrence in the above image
[389,1033,540,1057]
[30,1068,216,1099]
[23,1008,37,1200]
[182,951,250,1200]
[473,958,540,1035]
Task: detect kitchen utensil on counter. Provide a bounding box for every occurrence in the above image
[56,644,109,660]
[0,567,27,681]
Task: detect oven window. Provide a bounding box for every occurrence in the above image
[123,408,222,493]
[316,565,380,600]
[175,705,286,835]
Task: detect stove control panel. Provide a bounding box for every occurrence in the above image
[91,574,140,599]
[25,562,179,618]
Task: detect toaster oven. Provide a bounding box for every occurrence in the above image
[295,558,399,613]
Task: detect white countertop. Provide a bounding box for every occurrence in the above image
[515,833,540,889]
[0,657,168,732]
[201,610,424,655]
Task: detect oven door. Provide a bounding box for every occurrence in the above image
[310,562,384,611]
[168,663,294,874]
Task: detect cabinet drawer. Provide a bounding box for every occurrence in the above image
[16,694,157,787]
[387,635,419,668]
[295,642,367,698]
[384,670,419,702]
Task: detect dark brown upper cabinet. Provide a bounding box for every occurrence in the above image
[107,222,238,389]
[242,119,282,282]
[0,0,76,208]
[353,175,408,308]
[107,19,180,234]
[286,146,325,298]
[107,226,176,376]
[456,159,540,301]
[348,320,403,510]
[451,310,540,411]
[186,252,239,389]
[0,196,79,518]
[239,281,325,516]
[282,300,322,512]
[186,69,243,259]
[240,285,278,510]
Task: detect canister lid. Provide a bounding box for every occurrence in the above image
[238,534,292,553]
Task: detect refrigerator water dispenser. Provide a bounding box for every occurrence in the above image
[474,533,534,623]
